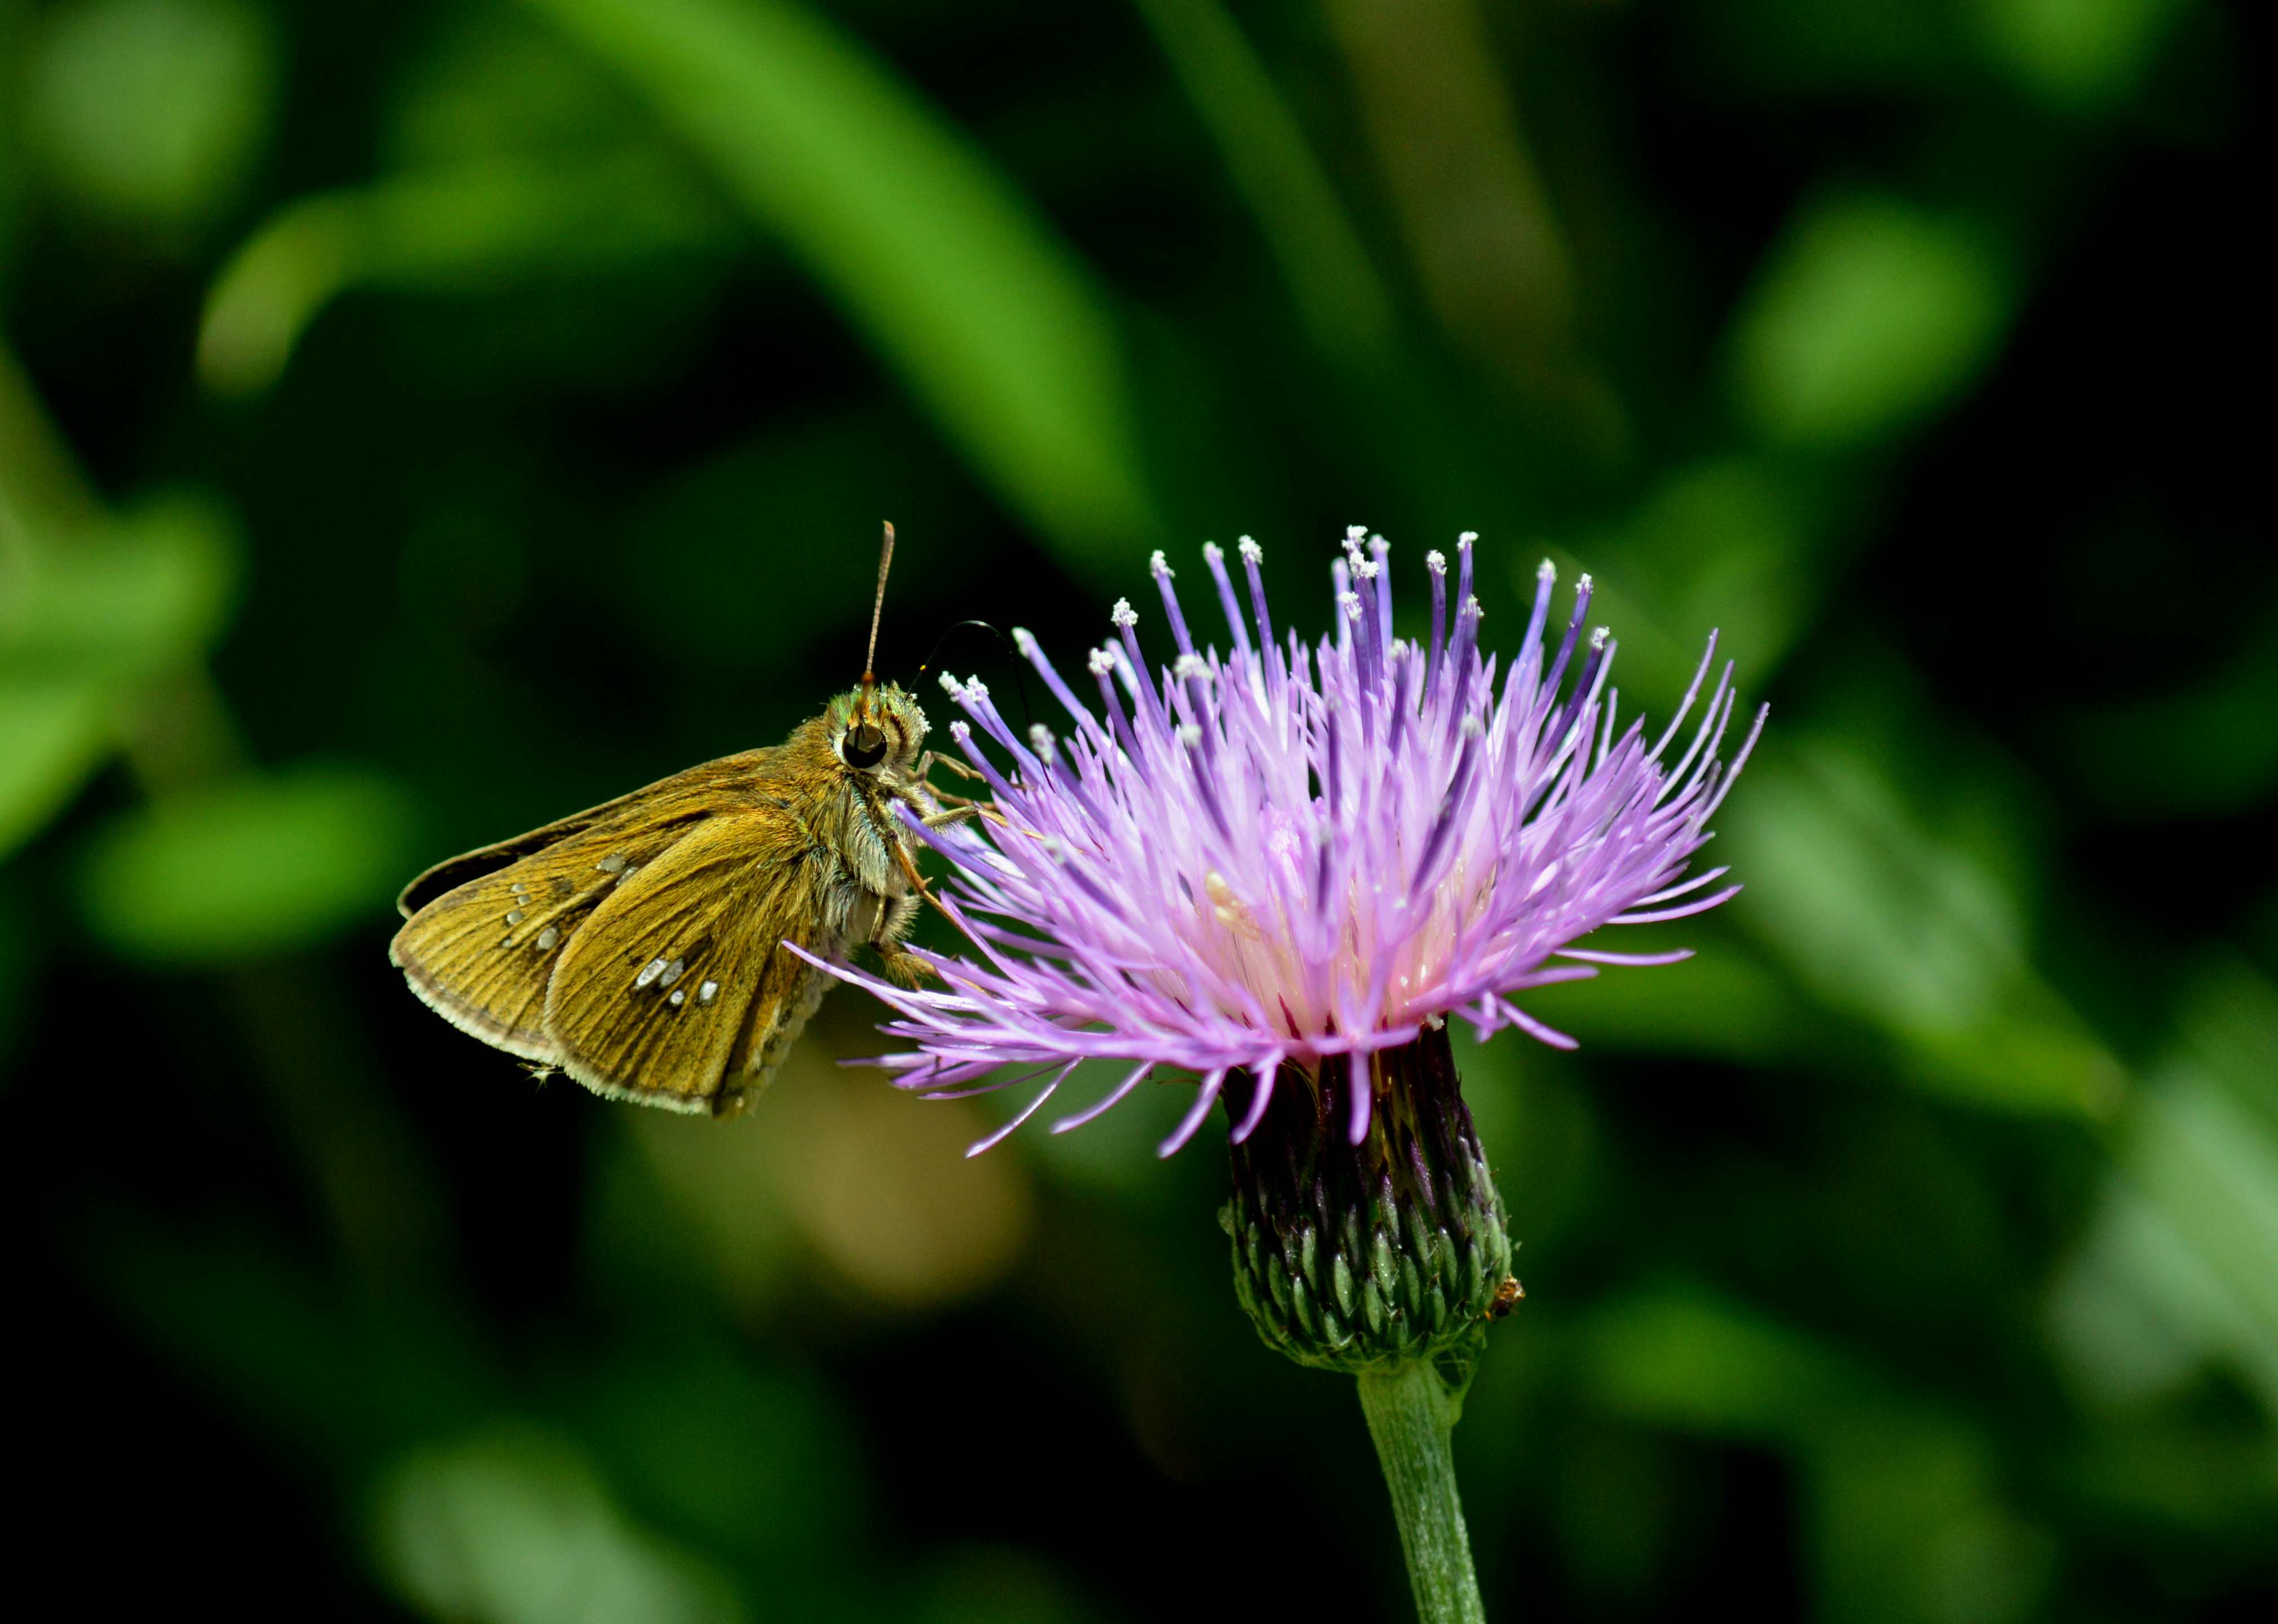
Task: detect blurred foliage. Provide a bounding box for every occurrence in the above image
[1,0,2268,1621]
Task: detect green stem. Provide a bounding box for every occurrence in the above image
[1357,1361,1487,1624]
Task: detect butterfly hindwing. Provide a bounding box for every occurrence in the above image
[541,802,832,1115]
[389,750,777,1063]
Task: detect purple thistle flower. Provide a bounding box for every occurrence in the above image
[802,532,1764,1159]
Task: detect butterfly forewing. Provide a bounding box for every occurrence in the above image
[388,750,775,1066]
[542,804,828,1116]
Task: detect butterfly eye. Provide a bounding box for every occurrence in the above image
[841,723,889,769]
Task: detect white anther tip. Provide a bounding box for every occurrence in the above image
[1425,549,1446,573]
[1110,598,1138,628]
[1577,573,1593,592]
[936,670,963,697]
[1238,536,1262,562]
[1459,531,1480,545]
[1202,540,1223,562]
[1537,558,1556,581]
[1590,626,1610,650]
[1344,524,1367,542]
[1149,549,1172,576]
[1012,626,1036,654]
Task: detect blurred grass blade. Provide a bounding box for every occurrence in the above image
[1319,0,1622,451]
[1131,0,1396,369]
[77,762,416,962]
[200,155,729,397]
[521,0,1155,561]
[1731,193,2015,449]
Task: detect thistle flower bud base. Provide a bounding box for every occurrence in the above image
[1222,1026,1515,1380]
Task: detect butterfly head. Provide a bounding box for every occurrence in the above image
[829,683,928,774]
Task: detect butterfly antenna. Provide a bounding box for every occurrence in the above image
[859,520,895,725]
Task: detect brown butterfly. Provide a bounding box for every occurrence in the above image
[390,524,973,1118]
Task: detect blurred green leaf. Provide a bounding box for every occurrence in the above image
[1591,1287,2053,1624]
[24,0,273,230]
[370,1423,743,1624]
[1588,1284,1866,1445]
[1683,0,1965,96]
[0,884,30,1066]
[2176,960,2278,1133]
[2058,608,2278,819]
[624,411,961,678]
[2,490,239,674]
[519,0,1155,563]
[904,1547,1105,1624]
[1972,0,2192,111]
[2127,1080,2278,1402]
[199,155,731,397]
[1551,456,1824,730]
[384,10,661,171]
[1523,932,1825,1065]
[978,1055,1196,1196]
[2049,964,2278,1417]
[77,762,416,961]
[1809,1418,2053,1624]
[0,677,112,858]
[1723,742,2119,1114]
[0,491,240,858]
[579,1348,864,1570]
[1731,195,2014,449]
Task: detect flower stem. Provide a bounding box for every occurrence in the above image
[1357,1360,1486,1624]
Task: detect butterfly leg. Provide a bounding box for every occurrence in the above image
[916,751,1000,813]
[872,891,941,987]
[916,749,983,782]
[877,943,943,987]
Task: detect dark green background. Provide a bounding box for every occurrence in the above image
[2,1,2271,1618]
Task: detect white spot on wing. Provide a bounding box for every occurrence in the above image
[635,957,668,988]
[536,926,559,950]
[697,980,719,1004]
[598,853,627,874]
